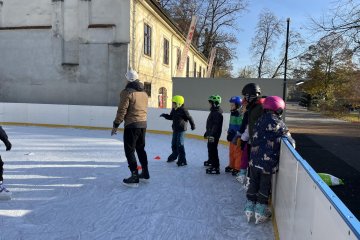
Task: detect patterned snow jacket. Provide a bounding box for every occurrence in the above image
[249,112,295,174]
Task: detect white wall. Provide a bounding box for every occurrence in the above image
[273,140,360,240]
[0,103,230,141]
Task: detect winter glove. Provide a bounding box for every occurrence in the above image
[191,125,195,131]
[160,113,166,118]
[227,130,236,142]
[208,136,215,143]
[203,132,208,139]
[111,128,118,136]
[4,140,11,151]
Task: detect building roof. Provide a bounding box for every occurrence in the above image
[145,0,208,63]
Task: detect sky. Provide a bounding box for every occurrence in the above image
[231,0,336,76]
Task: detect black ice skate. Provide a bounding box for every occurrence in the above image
[139,167,150,182]
[206,167,220,174]
[167,154,177,162]
[231,169,240,176]
[203,160,212,167]
[123,171,139,187]
[177,161,187,167]
[224,166,233,173]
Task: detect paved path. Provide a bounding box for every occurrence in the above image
[285,103,360,220]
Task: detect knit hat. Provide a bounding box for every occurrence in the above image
[125,69,138,82]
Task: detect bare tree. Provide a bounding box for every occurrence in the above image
[251,9,283,78]
[271,30,305,78]
[311,0,360,53]
[162,0,248,77]
[238,66,255,78]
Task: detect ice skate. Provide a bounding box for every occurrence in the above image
[139,168,150,182]
[244,200,255,222]
[122,171,139,188]
[224,166,233,173]
[243,177,250,191]
[231,169,239,176]
[254,203,272,224]
[177,161,187,167]
[0,183,12,200]
[167,154,177,162]
[206,167,220,174]
[203,160,212,167]
[236,169,247,184]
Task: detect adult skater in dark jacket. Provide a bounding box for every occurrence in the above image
[0,126,12,199]
[203,95,223,174]
[160,95,195,166]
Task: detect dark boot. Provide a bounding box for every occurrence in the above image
[139,166,150,181]
[123,170,139,187]
[167,154,177,162]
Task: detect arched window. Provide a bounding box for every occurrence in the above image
[158,87,167,108]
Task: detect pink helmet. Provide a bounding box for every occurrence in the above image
[263,96,286,112]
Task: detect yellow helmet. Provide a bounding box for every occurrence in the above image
[172,95,185,109]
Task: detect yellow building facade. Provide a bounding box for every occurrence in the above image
[130,0,208,108]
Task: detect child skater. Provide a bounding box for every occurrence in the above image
[203,95,223,174]
[225,96,243,176]
[160,95,195,166]
[244,96,295,224]
[0,126,12,200]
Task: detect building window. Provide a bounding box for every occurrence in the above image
[144,24,152,57]
[176,48,181,68]
[194,62,197,77]
[144,82,151,97]
[158,87,167,108]
[203,69,206,77]
[199,66,202,78]
[186,57,190,77]
[163,38,169,65]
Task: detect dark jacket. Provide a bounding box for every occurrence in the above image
[0,126,11,150]
[205,106,223,139]
[247,99,263,142]
[162,106,195,132]
[249,112,295,174]
[114,80,148,129]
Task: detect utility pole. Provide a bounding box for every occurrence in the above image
[283,18,290,101]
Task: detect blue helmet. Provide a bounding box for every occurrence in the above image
[229,96,242,106]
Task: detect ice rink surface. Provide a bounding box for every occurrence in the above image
[0,126,274,240]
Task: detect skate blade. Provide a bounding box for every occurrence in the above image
[122,182,139,188]
[139,178,149,183]
[245,211,254,222]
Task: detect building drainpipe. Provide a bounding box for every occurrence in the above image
[131,0,137,71]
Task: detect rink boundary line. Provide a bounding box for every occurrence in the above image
[0,122,229,145]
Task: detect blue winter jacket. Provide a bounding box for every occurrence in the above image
[249,112,295,174]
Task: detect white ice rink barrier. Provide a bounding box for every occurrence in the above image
[273,139,360,240]
[1,103,359,239]
[0,103,230,141]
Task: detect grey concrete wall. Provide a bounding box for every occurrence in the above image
[173,77,284,112]
[0,30,128,106]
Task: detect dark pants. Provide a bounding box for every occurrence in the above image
[123,128,148,172]
[246,166,272,204]
[0,156,3,182]
[170,131,186,163]
[207,137,220,168]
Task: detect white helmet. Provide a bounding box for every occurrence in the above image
[125,69,138,82]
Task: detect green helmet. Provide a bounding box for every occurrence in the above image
[208,95,222,106]
[172,95,185,109]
